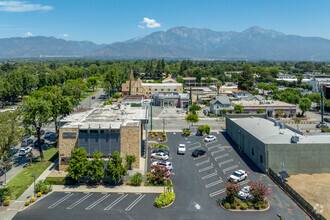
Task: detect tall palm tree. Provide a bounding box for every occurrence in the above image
[216,81,222,95]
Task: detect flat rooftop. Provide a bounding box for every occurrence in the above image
[60,105,147,129]
[230,117,330,144]
[232,100,296,107]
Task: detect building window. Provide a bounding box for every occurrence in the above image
[260,155,263,163]
[155,89,158,91]
[136,88,138,92]
[161,89,164,91]
[252,148,254,155]
[168,89,170,91]
[174,89,177,91]
[149,88,151,90]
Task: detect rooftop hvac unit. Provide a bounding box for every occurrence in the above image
[274,121,280,126]
[279,123,286,129]
[290,136,299,143]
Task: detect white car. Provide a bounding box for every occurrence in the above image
[150,152,169,160]
[177,144,186,155]
[238,186,252,200]
[228,170,248,183]
[204,135,217,142]
[19,147,32,156]
[151,161,173,171]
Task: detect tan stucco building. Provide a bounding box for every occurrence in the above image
[58,105,148,171]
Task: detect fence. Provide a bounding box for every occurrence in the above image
[268,168,326,220]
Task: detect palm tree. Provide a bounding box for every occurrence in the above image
[216,81,222,95]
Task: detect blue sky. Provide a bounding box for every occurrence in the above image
[0,0,330,44]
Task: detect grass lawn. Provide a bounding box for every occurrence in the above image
[7,148,58,200]
[79,89,99,102]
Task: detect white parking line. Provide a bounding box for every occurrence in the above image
[49,193,74,209]
[196,159,210,166]
[86,194,111,210]
[222,165,239,173]
[190,145,201,150]
[210,189,226,197]
[193,155,207,160]
[208,145,221,151]
[125,194,145,211]
[211,148,225,156]
[237,180,250,186]
[218,159,233,167]
[205,179,223,188]
[104,194,128,210]
[214,153,229,161]
[202,171,218,180]
[67,193,92,209]
[186,142,199,148]
[198,165,213,172]
[205,140,218,145]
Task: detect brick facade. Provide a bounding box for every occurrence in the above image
[58,128,79,171]
[120,124,141,169]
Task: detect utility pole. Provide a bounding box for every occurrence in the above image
[321,89,324,123]
[150,102,153,131]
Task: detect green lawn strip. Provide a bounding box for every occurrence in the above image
[7,148,58,200]
[79,89,99,102]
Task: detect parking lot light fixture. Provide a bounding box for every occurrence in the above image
[32,174,36,199]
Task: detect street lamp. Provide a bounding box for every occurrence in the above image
[163,176,166,198]
[32,174,36,198]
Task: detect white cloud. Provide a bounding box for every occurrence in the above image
[139,17,161,29]
[0,1,53,12]
[24,31,33,36]
[61,33,69,37]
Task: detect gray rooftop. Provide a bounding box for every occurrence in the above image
[210,95,231,105]
[60,105,147,129]
[152,92,189,100]
[231,117,330,144]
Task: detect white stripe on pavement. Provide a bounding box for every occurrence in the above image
[214,153,229,161]
[211,148,225,155]
[186,142,200,147]
[237,180,250,186]
[67,193,92,209]
[193,155,207,160]
[202,172,218,180]
[205,140,218,145]
[104,194,128,210]
[49,193,74,209]
[125,194,146,211]
[196,159,210,166]
[222,165,239,173]
[210,189,226,197]
[198,165,213,172]
[218,159,233,167]
[205,179,223,188]
[86,194,111,210]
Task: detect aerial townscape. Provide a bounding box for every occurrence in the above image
[1,1,330,220]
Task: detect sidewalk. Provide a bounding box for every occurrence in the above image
[0,159,58,220]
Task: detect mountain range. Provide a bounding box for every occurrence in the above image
[1,26,330,61]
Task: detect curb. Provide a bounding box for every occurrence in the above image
[159,195,175,209]
[19,191,54,211]
[220,202,270,212]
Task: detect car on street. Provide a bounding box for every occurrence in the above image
[316,124,328,129]
[10,147,20,155]
[192,149,206,157]
[21,138,33,147]
[151,161,173,171]
[92,96,96,99]
[204,135,217,142]
[151,152,169,160]
[152,148,169,155]
[44,131,55,138]
[203,109,209,114]
[19,147,32,156]
[228,170,248,183]
[324,118,330,123]
[22,133,30,139]
[34,130,45,137]
[9,107,16,112]
[238,186,252,200]
[177,144,186,155]
[34,139,45,147]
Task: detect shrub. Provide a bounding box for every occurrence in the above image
[154,192,175,207]
[224,202,230,209]
[126,181,130,185]
[0,187,11,202]
[306,129,310,133]
[25,200,30,206]
[224,183,241,204]
[160,139,163,142]
[154,132,158,136]
[198,125,205,134]
[230,203,237,209]
[151,135,155,138]
[37,192,42,197]
[162,134,166,137]
[3,198,10,206]
[240,203,248,210]
[235,198,242,206]
[125,155,136,170]
[31,197,35,202]
[44,177,76,185]
[131,172,143,186]
[204,125,210,134]
[36,180,46,193]
[261,202,267,209]
[246,199,253,208]
[254,203,260,210]
[248,181,271,204]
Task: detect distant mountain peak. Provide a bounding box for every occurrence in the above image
[242,26,284,36]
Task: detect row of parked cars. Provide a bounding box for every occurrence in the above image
[150,148,172,177]
[17,131,56,156]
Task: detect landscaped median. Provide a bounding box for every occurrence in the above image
[155,191,175,208]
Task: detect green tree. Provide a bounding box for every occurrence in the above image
[125,155,136,170]
[257,109,264,114]
[88,150,105,181]
[197,125,205,135]
[0,111,23,153]
[86,77,98,91]
[131,172,142,186]
[102,69,119,95]
[185,113,199,125]
[238,64,254,91]
[66,148,90,181]
[107,151,127,184]
[299,97,312,116]
[216,80,222,95]
[234,105,243,114]
[189,104,201,114]
[23,97,51,161]
[205,76,213,87]
[176,77,183,84]
[204,125,210,134]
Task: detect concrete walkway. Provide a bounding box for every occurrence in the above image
[0,159,59,220]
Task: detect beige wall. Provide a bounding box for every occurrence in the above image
[143,84,183,98]
[120,124,141,169]
[58,128,79,171]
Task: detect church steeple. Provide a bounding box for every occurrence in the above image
[130,69,134,81]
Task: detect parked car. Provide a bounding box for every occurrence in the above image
[324,118,330,123]
[92,96,96,99]
[177,144,186,155]
[204,135,217,142]
[228,170,248,183]
[316,124,328,129]
[34,130,45,137]
[34,139,45,147]
[192,149,206,157]
[203,109,209,114]
[10,147,20,155]
[152,148,169,155]
[150,152,169,160]
[19,147,32,156]
[21,138,33,147]
[151,161,173,171]
[22,133,30,139]
[9,107,16,112]
[44,131,55,138]
[238,186,252,200]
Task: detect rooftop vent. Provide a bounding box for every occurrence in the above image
[290,136,299,143]
[274,121,280,126]
[279,123,286,129]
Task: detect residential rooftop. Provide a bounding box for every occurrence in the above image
[230,117,330,144]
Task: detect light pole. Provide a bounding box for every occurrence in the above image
[150,102,153,131]
[32,174,36,198]
[163,176,166,198]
